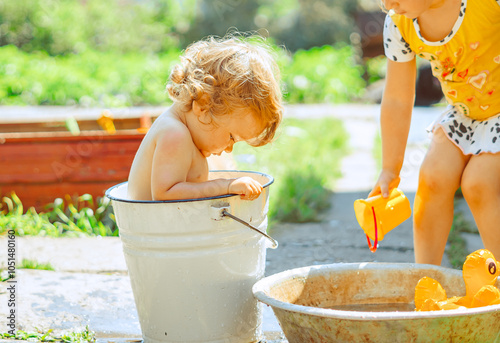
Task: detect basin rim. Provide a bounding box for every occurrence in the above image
[253,262,500,321]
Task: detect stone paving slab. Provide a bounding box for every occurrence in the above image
[0,269,140,338]
[0,237,127,273]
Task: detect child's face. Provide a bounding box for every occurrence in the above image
[191,107,264,158]
[382,0,436,18]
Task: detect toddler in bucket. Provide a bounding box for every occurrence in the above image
[127,34,283,201]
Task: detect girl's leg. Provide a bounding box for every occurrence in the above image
[461,152,500,259]
[413,127,469,265]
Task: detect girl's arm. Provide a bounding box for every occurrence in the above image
[370,58,417,197]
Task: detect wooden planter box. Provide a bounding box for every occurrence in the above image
[0,108,160,210]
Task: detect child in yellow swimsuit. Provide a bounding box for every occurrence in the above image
[370,0,500,265]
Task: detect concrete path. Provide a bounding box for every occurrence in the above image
[0,104,484,342]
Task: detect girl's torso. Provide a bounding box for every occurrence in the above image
[390,0,500,120]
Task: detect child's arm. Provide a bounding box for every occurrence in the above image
[157,176,263,201]
[370,58,417,198]
[151,129,262,201]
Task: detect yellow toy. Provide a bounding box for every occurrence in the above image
[353,188,411,252]
[97,110,116,134]
[415,249,500,311]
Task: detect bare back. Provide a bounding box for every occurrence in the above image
[127,108,208,200]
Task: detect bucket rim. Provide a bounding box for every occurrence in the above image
[105,170,274,204]
[252,262,500,321]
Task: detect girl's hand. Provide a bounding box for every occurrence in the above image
[369,169,401,198]
[228,177,263,200]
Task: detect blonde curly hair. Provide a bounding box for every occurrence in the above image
[166,34,283,146]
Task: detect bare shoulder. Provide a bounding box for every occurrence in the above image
[151,110,191,141]
[150,110,192,149]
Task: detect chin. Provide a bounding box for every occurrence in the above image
[403,12,418,19]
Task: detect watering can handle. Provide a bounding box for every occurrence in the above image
[366,206,378,253]
[221,210,279,249]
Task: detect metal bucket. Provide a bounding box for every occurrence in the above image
[252,263,500,342]
[106,171,275,343]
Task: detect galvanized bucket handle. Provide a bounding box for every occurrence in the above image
[211,204,278,249]
[221,210,278,249]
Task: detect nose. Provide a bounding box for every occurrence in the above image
[383,0,398,10]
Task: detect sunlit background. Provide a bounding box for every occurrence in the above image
[1,1,466,268]
[0,0,397,108]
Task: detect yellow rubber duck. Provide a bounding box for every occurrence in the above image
[415,249,500,311]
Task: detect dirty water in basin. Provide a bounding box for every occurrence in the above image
[328,302,415,312]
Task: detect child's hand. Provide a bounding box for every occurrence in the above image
[228,177,263,200]
[369,169,401,198]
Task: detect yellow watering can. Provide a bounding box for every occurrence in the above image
[354,188,411,252]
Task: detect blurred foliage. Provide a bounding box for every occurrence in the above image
[0,45,180,106]
[0,0,387,106]
[255,0,358,51]
[181,0,261,47]
[184,0,358,51]
[365,55,387,83]
[282,44,366,103]
[0,0,195,55]
[0,0,364,54]
[0,43,367,106]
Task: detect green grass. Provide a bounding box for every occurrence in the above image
[0,258,55,282]
[446,211,479,269]
[233,117,349,224]
[18,258,55,271]
[0,326,95,342]
[0,193,117,237]
[0,259,54,282]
